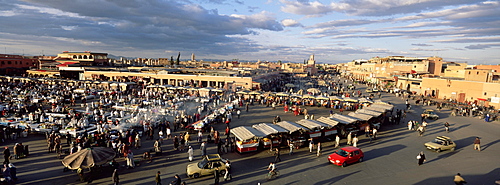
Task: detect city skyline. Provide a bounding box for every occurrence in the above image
[0,0,499,64]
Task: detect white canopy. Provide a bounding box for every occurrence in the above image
[347,112,373,121]
[252,123,288,136]
[355,109,383,117]
[369,103,394,110]
[329,114,358,124]
[230,126,266,141]
[316,117,340,127]
[275,121,307,133]
[363,106,388,113]
[296,119,329,130]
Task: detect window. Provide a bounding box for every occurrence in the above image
[7,61,11,64]
[477,72,479,75]
[1,61,4,65]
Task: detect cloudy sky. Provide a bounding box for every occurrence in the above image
[1,0,499,64]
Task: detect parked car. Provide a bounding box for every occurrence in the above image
[187,154,228,178]
[424,136,456,152]
[422,109,439,120]
[328,146,364,167]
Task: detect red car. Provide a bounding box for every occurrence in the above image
[328,146,364,167]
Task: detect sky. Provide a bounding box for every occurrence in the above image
[0,0,499,64]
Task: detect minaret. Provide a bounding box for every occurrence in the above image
[191,53,195,61]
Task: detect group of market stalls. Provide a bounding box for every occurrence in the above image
[230,101,394,153]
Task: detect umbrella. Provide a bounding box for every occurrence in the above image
[307,88,321,94]
[305,82,314,86]
[276,92,290,96]
[315,95,330,100]
[302,94,315,99]
[249,90,263,95]
[62,147,115,169]
[285,83,295,87]
[296,89,304,95]
[236,89,251,94]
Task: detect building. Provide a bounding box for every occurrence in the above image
[0,54,38,75]
[56,51,108,66]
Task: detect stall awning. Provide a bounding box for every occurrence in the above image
[275,121,307,133]
[252,123,288,136]
[296,119,329,130]
[329,114,357,124]
[355,109,383,117]
[363,106,387,113]
[316,117,339,127]
[347,112,373,121]
[230,126,266,141]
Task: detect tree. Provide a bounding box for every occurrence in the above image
[170,56,174,65]
[176,52,180,65]
[278,60,282,65]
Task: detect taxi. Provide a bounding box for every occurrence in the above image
[187,154,228,178]
[424,136,456,152]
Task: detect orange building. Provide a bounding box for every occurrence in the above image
[0,54,38,75]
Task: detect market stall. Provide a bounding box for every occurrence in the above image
[230,126,266,153]
[252,123,288,148]
[329,114,358,136]
[316,117,340,137]
[275,121,308,147]
[295,119,329,139]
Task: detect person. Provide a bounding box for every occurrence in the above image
[473,137,481,151]
[112,169,119,185]
[274,148,281,163]
[200,141,207,157]
[445,122,450,132]
[267,162,276,176]
[2,164,11,183]
[289,141,294,155]
[154,139,162,156]
[347,132,352,145]
[214,168,220,185]
[454,173,467,185]
[316,142,321,157]
[143,151,152,163]
[8,163,16,181]
[110,159,119,169]
[309,139,314,153]
[3,146,10,164]
[417,125,425,136]
[224,160,232,181]
[155,171,161,185]
[135,134,141,149]
[335,135,340,148]
[126,150,135,169]
[352,136,358,147]
[171,174,181,185]
[77,167,85,182]
[236,109,241,119]
[187,146,194,162]
[365,125,370,137]
[417,151,426,166]
[372,128,378,140]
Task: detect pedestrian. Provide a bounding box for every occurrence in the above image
[112,169,119,185]
[365,125,370,137]
[8,163,16,181]
[274,148,281,163]
[197,130,202,143]
[187,146,194,162]
[309,139,314,153]
[347,132,352,145]
[289,142,294,155]
[372,128,378,140]
[453,173,467,185]
[155,171,161,185]
[316,142,321,157]
[224,160,232,181]
[126,150,135,169]
[352,136,358,147]
[134,134,141,149]
[214,168,220,185]
[335,135,340,148]
[473,137,481,151]
[77,167,84,182]
[171,174,181,185]
[3,146,10,164]
[237,109,241,119]
[154,139,162,156]
[444,122,450,132]
[417,125,424,136]
[200,141,207,157]
[408,120,413,130]
[417,151,426,166]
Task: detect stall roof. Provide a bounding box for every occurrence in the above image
[355,109,383,117]
[363,106,388,112]
[275,121,307,133]
[252,123,288,136]
[316,117,339,127]
[347,112,373,121]
[369,103,394,110]
[330,114,358,124]
[296,119,329,130]
[230,126,266,141]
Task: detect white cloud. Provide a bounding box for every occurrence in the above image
[281,19,301,27]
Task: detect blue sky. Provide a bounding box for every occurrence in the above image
[0,0,499,64]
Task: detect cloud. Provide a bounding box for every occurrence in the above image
[0,0,283,57]
[412,43,433,47]
[281,19,302,27]
[280,0,487,17]
[464,43,500,50]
